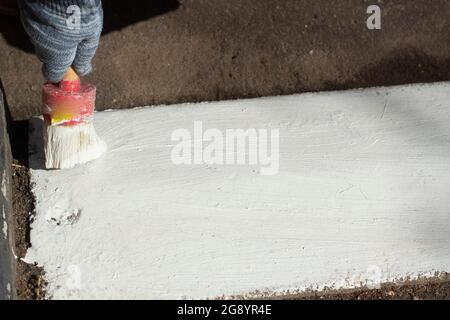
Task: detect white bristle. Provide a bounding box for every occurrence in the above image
[44,122,107,169]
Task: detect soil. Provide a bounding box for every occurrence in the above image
[285,275,450,300]
[12,161,46,300]
[227,276,450,300]
[1,0,450,299]
[8,117,46,300]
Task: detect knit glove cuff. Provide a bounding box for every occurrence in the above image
[18,0,103,82]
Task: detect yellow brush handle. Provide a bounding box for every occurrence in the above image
[59,67,81,92]
[62,67,79,82]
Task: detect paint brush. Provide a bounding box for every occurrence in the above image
[42,67,106,169]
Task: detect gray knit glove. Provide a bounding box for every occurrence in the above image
[18,0,103,83]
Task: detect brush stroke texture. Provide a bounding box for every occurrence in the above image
[28,83,450,299]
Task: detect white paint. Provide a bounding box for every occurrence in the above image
[6,283,11,299]
[44,122,107,169]
[1,171,7,197]
[171,121,280,175]
[28,82,450,299]
[2,205,7,240]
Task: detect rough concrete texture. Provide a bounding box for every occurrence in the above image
[0,82,15,300]
[1,0,450,120]
[28,83,450,299]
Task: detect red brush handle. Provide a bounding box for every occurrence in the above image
[59,67,81,92]
[42,67,96,126]
[59,79,81,92]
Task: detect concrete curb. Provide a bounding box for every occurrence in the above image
[27,82,450,299]
[0,80,16,300]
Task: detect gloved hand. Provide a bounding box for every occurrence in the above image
[18,0,103,83]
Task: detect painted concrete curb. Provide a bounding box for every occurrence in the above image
[0,81,16,300]
[27,82,450,299]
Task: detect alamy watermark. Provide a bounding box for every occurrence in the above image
[65,0,98,30]
[171,121,280,175]
[367,5,381,30]
[66,5,81,30]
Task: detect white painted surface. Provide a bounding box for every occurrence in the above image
[2,206,7,240]
[28,83,450,299]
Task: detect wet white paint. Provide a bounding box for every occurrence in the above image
[44,123,107,169]
[1,171,7,198]
[2,205,7,240]
[28,83,450,299]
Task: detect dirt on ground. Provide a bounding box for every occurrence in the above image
[12,161,46,300]
[286,275,450,300]
[226,275,450,300]
[5,103,46,299]
[1,0,450,300]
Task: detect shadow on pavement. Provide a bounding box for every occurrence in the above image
[322,47,450,91]
[0,0,180,54]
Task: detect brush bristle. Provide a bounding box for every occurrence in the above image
[44,122,107,169]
